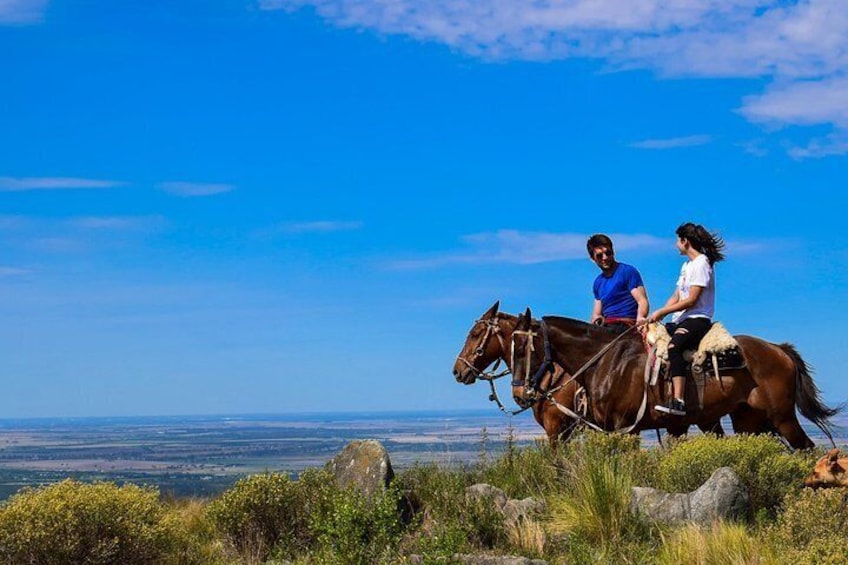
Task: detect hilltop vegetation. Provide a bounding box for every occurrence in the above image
[0,432,846,564]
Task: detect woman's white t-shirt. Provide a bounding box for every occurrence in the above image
[671,254,715,323]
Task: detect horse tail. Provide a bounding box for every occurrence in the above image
[779,342,842,443]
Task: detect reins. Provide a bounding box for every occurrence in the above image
[517,320,649,434]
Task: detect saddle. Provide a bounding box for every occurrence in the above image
[644,322,746,410]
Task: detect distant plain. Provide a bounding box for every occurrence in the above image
[0,409,844,501]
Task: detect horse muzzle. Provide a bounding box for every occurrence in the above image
[452,365,477,385]
[512,387,537,409]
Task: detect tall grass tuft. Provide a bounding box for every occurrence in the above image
[656,522,774,565]
[546,443,642,547]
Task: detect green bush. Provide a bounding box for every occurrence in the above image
[207,469,336,561]
[0,479,185,565]
[208,468,406,564]
[766,488,848,564]
[479,439,562,499]
[166,497,226,564]
[654,434,812,517]
[308,483,404,564]
[395,463,505,558]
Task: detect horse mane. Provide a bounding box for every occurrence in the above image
[541,315,621,338]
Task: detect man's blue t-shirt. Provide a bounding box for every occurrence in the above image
[593,262,644,319]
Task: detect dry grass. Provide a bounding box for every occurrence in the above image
[507,517,546,556]
[656,522,775,565]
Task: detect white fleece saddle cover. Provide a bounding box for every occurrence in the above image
[645,321,738,363]
[644,322,742,388]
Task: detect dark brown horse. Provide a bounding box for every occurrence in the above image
[453,302,726,445]
[509,308,838,449]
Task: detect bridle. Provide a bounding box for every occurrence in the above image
[510,318,554,398]
[456,315,531,415]
[455,316,510,381]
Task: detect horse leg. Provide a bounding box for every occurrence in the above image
[728,404,774,434]
[697,420,725,437]
[747,387,814,449]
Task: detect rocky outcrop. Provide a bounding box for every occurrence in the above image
[631,466,748,525]
[327,439,394,500]
[465,483,545,527]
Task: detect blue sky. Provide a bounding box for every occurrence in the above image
[1,0,846,418]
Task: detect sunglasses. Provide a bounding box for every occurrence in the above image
[593,249,614,260]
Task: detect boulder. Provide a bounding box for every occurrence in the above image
[465,483,544,534]
[504,497,546,525]
[466,483,508,510]
[688,466,749,523]
[327,439,393,500]
[631,466,748,525]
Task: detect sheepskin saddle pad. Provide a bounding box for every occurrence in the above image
[645,322,746,375]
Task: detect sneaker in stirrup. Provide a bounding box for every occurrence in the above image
[655,398,686,416]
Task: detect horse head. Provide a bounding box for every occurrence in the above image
[453,301,508,385]
[510,307,546,409]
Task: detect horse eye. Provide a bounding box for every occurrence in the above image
[475,347,484,355]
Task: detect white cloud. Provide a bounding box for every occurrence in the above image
[0,176,125,191]
[629,134,714,149]
[66,215,167,231]
[387,230,665,269]
[28,237,85,253]
[157,181,235,197]
[0,0,48,24]
[277,220,364,233]
[263,0,848,156]
[0,266,32,277]
[740,77,848,128]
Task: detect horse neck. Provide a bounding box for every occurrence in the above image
[544,317,617,378]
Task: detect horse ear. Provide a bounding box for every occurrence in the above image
[524,307,532,320]
[483,301,500,318]
[515,310,529,330]
[828,448,840,463]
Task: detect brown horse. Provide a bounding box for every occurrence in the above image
[453,302,726,445]
[509,308,838,449]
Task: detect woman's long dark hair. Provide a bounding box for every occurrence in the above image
[676,223,725,265]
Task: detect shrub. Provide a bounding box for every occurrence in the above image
[654,434,812,517]
[166,497,226,564]
[208,468,407,564]
[479,439,562,499]
[766,488,848,564]
[306,483,404,565]
[0,480,184,565]
[395,463,505,558]
[207,469,337,561]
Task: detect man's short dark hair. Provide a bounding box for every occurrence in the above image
[587,234,614,257]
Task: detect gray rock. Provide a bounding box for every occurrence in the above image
[630,487,691,524]
[631,466,748,525]
[327,439,393,500]
[689,466,748,523]
[466,483,508,510]
[503,497,546,525]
